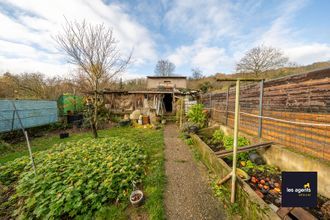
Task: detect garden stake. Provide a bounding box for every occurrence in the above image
[230,79,240,203]
[217,171,232,186]
[216,78,264,203]
[11,101,37,175]
[180,98,183,128]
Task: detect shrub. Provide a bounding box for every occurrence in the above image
[223,136,250,150]
[187,104,206,128]
[1,138,147,219]
[223,136,250,162]
[211,129,224,144]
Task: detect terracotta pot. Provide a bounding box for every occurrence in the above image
[142,116,149,125]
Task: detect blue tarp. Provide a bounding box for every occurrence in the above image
[0,100,58,133]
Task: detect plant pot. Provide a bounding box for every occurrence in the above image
[59,132,69,139]
[130,190,144,207]
[142,115,149,125]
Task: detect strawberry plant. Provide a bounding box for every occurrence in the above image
[0,137,147,219]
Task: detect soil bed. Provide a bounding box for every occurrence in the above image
[197,128,329,219]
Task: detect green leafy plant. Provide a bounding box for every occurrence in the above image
[187,104,206,128]
[212,182,241,215]
[241,160,256,173]
[223,136,250,162]
[185,138,194,145]
[223,136,250,150]
[211,129,224,144]
[1,137,147,219]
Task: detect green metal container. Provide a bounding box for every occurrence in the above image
[57,94,84,116]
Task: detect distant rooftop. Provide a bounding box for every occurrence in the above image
[147,76,187,79]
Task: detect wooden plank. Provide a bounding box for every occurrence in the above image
[290,207,317,220]
[215,142,273,157]
[276,207,294,218]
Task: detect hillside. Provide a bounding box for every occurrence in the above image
[188,61,330,92]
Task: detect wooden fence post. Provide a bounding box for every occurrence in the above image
[258,80,264,138]
[209,93,212,119]
[225,86,230,125]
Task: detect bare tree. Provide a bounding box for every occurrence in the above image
[236,45,289,77]
[191,68,203,79]
[0,72,77,100]
[154,59,175,76]
[55,19,131,138]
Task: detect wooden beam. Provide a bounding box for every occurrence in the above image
[216,78,265,82]
[215,142,273,158]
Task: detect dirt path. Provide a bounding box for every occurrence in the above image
[164,123,227,220]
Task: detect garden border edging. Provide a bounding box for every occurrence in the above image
[190,133,280,220]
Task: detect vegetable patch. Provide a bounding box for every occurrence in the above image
[0,137,147,219]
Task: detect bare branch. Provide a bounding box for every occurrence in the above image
[236,45,289,77]
[55,19,132,138]
[154,59,175,76]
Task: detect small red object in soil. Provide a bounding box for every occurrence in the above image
[258,183,263,189]
[260,179,265,185]
[274,182,280,188]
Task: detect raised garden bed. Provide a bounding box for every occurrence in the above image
[190,132,280,220]
[191,127,329,219]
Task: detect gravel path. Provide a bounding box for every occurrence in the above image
[164,123,227,220]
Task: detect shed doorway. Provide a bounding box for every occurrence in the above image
[163,93,173,112]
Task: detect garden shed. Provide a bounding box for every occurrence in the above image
[99,75,197,116]
[102,90,198,116]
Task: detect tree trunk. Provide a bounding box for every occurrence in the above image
[91,90,99,138]
[91,121,98,138]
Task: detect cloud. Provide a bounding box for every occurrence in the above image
[257,0,330,66]
[1,0,329,78]
[168,42,233,74]
[0,0,157,77]
[285,43,330,64]
[166,0,330,75]
[164,0,239,41]
[0,55,72,76]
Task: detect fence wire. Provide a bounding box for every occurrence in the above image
[201,77,330,161]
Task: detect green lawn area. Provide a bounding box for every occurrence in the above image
[0,127,165,219]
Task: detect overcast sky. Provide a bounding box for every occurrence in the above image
[0,0,330,79]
